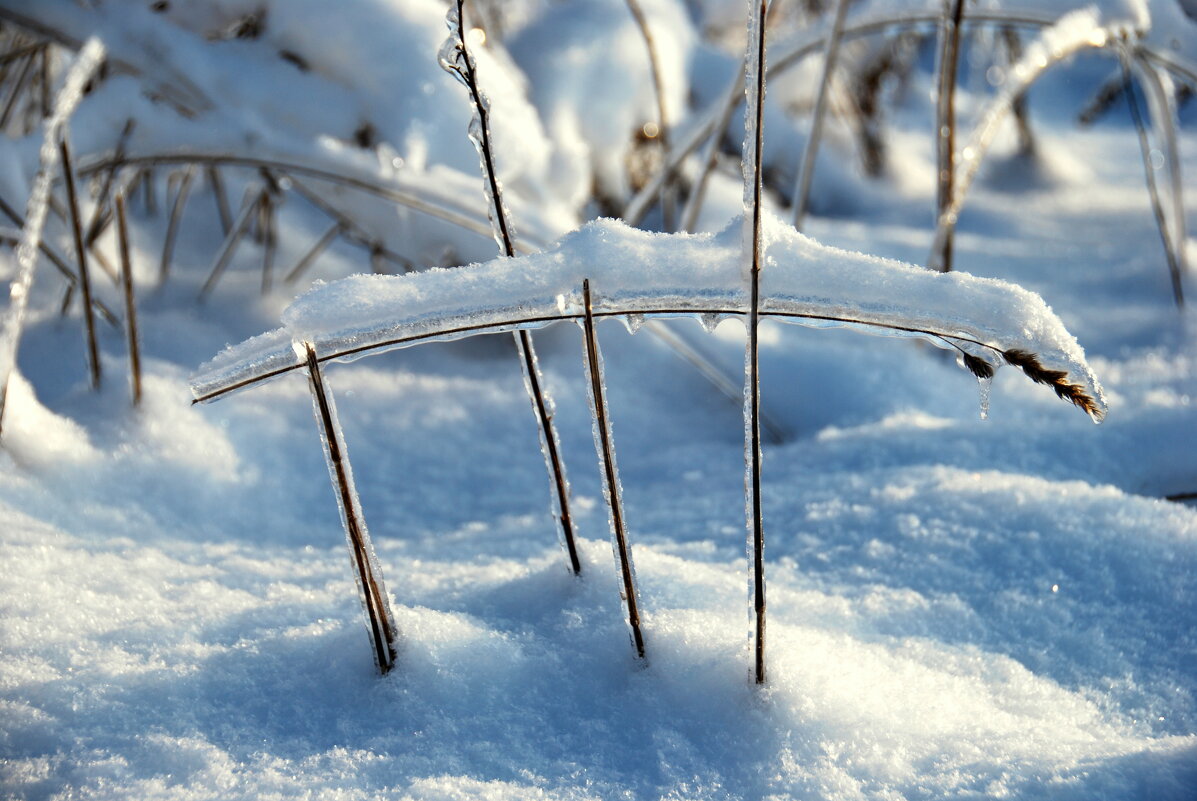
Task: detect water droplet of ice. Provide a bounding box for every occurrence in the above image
[699,312,722,334]
[622,313,645,334]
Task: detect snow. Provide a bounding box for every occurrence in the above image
[0,1,1195,800]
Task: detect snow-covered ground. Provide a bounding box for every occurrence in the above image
[1,1,1195,799]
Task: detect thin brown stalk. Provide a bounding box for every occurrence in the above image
[114,191,141,406]
[0,49,35,129]
[443,0,580,574]
[792,0,850,231]
[259,190,276,293]
[1131,55,1188,308]
[623,0,674,230]
[934,0,965,272]
[84,119,135,249]
[302,342,398,675]
[1121,52,1184,307]
[37,43,49,118]
[1000,27,1035,156]
[284,221,342,283]
[206,166,233,236]
[199,185,260,298]
[745,0,768,687]
[582,279,645,659]
[159,165,195,284]
[0,190,117,324]
[60,138,101,389]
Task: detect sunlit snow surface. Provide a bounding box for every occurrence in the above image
[1,2,1197,801]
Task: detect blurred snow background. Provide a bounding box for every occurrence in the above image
[0,0,1194,799]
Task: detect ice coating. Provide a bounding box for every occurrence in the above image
[439,0,518,257]
[0,38,107,425]
[191,213,1106,418]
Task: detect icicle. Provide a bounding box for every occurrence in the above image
[622,312,645,335]
[977,375,992,420]
[0,38,106,436]
[699,312,723,334]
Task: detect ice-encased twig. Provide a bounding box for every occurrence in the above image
[114,190,141,406]
[933,0,966,273]
[190,213,1108,423]
[1129,53,1187,306]
[579,279,646,660]
[440,0,580,575]
[742,0,769,687]
[928,10,1140,271]
[792,0,851,232]
[299,340,398,675]
[0,37,105,437]
[159,164,195,285]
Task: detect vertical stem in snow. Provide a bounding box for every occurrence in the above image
[792,0,850,231]
[934,0,965,273]
[115,191,141,406]
[1122,52,1185,307]
[581,279,646,660]
[440,0,580,574]
[159,165,195,285]
[207,166,233,237]
[301,342,398,675]
[742,0,768,686]
[60,138,101,390]
[624,0,674,231]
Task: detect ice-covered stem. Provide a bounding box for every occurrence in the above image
[440,0,580,575]
[0,37,105,438]
[159,164,195,285]
[623,0,674,231]
[60,137,101,390]
[791,0,850,231]
[114,191,141,406]
[439,0,516,258]
[581,279,646,660]
[933,0,966,272]
[1128,54,1187,308]
[199,184,261,298]
[300,342,398,675]
[929,9,1117,273]
[742,0,768,686]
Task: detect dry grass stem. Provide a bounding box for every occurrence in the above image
[60,137,102,390]
[199,184,260,298]
[791,0,850,231]
[159,165,195,284]
[582,279,645,659]
[744,0,769,687]
[115,191,141,406]
[302,342,398,675]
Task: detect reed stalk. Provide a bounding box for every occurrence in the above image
[581,279,645,659]
[60,137,102,389]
